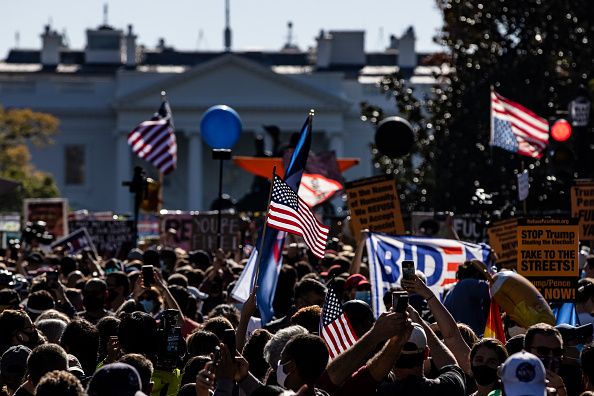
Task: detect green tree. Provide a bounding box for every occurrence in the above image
[433,0,594,214]
[0,107,60,211]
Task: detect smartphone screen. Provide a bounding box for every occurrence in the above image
[142,265,154,287]
[402,260,415,280]
[392,291,409,313]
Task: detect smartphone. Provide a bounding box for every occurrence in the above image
[392,291,409,313]
[213,346,222,367]
[46,271,59,289]
[222,328,237,354]
[402,260,415,281]
[142,265,154,287]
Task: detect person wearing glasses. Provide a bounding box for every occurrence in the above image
[523,323,567,396]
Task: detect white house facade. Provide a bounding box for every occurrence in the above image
[0,23,443,213]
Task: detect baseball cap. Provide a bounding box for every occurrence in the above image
[87,362,144,396]
[500,351,546,396]
[344,274,370,290]
[127,249,143,262]
[321,264,343,279]
[401,323,427,354]
[555,323,593,343]
[0,345,31,379]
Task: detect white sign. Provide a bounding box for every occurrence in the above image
[517,170,529,201]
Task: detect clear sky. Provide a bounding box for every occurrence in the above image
[1,0,444,58]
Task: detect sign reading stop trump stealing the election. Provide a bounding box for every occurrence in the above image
[517,218,579,302]
[571,180,594,241]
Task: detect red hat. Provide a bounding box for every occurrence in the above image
[344,274,370,290]
[321,264,343,278]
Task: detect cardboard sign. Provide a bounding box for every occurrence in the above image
[0,214,20,232]
[161,212,242,252]
[24,198,68,238]
[346,174,405,240]
[517,218,579,302]
[68,219,135,258]
[50,228,97,256]
[411,212,487,243]
[487,218,518,269]
[161,213,195,251]
[571,180,594,241]
[193,213,241,252]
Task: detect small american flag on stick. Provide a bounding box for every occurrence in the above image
[266,174,329,259]
[128,98,177,174]
[320,286,358,360]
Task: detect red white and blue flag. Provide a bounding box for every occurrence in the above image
[490,90,549,158]
[128,100,177,174]
[366,233,492,318]
[320,286,358,360]
[267,175,329,259]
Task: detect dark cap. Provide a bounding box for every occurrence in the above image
[0,345,31,379]
[26,252,43,265]
[87,362,143,396]
[555,323,593,343]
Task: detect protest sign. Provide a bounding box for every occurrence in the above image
[487,218,518,269]
[571,180,594,241]
[0,214,20,232]
[517,170,529,201]
[366,232,491,317]
[24,198,68,238]
[193,212,242,251]
[161,212,195,251]
[161,211,242,252]
[138,214,160,239]
[411,212,487,243]
[68,219,135,258]
[50,228,97,256]
[517,218,579,302]
[346,174,405,240]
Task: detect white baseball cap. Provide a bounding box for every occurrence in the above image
[401,323,427,354]
[500,351,546,396]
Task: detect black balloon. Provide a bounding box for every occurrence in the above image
[374,116,415,158]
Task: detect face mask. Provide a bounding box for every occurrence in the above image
[276,360,290,388]
[140,299,155,313]
[578,312,594,325]
[354,291,371,306]
[83,295,105,311]
[540,356,561,373]
[471,364,498,386]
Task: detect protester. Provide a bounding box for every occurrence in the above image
[500,351,547,396]
[35,370,85,396]
[524,323,568,396]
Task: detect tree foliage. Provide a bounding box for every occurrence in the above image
[363,0,594,216]
[0,107,60,211]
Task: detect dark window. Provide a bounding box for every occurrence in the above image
[65,145,85,185]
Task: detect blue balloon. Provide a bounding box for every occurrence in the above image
[200,105,242,149]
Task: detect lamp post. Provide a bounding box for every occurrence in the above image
[122,166,148,247]
[200,105,242,249]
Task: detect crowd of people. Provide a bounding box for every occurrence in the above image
[0,230,593,396]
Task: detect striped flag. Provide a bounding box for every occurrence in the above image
[484,296,506,343]
[320,286,358,360]
[266,174,329,259]
[490,90,549,158]
[128,100,177,174]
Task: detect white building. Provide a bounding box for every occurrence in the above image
[0,23,444,213]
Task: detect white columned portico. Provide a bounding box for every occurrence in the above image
[186,130,204,210]
[328,131,344,157]
[115,132,133,213]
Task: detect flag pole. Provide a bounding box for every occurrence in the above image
[158,91,167,211]
[252,166,277,290]
[521,160,527,215]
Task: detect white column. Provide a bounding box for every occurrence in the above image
[328,131,344,157]
[186,131,204,210]
[115,132,132,213]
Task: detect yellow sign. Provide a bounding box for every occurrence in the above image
[517,218,579,302]
[487,218,518,269]
[345,174,405,240]
[571,180,594,241]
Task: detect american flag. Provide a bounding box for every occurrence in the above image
[266,175,329,259]
[490,90,549,158]
[320,286,358,360]
[128,100,177,174]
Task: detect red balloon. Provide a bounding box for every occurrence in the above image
[551,119,572,142]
